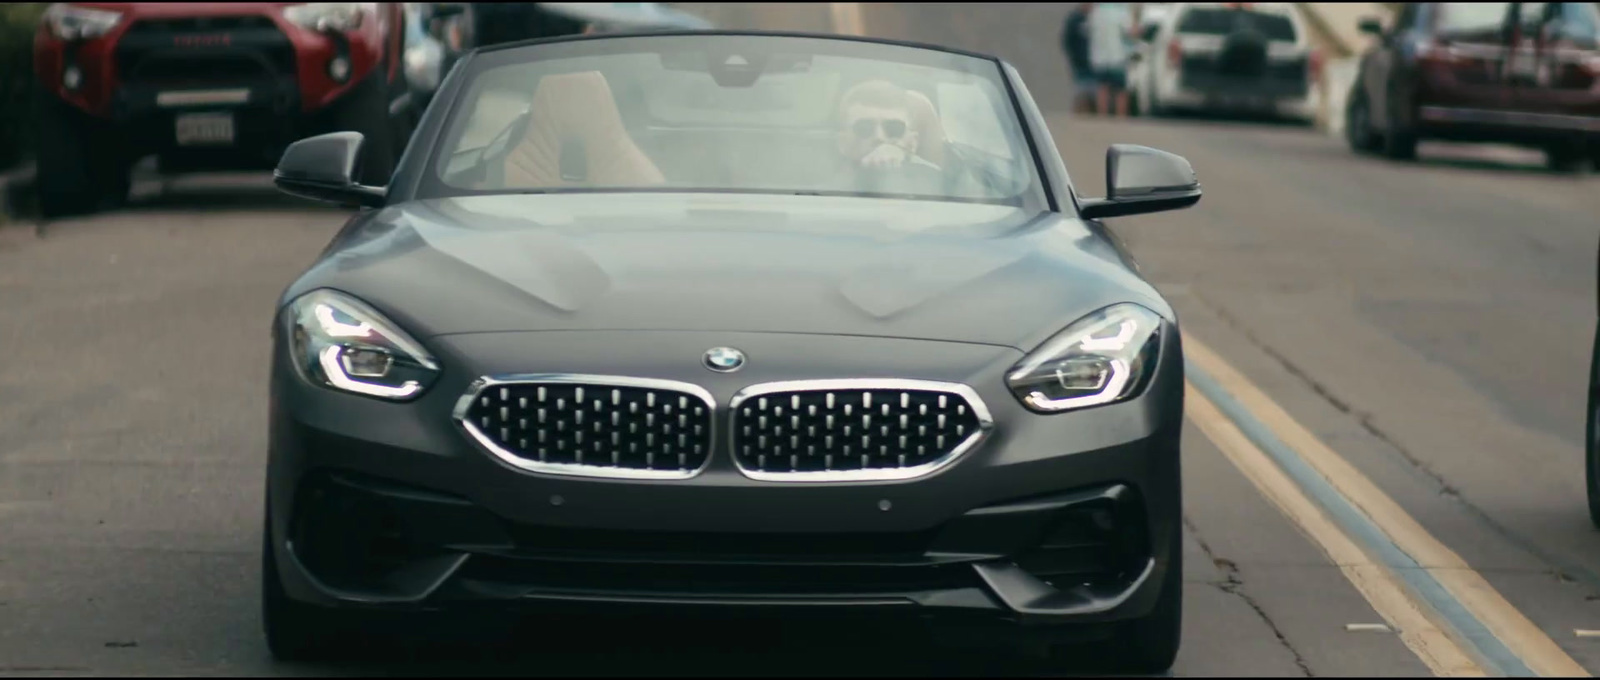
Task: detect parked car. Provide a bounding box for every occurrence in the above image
[1130,2,1322,124]
[30,2,415,218]
[261,30,1200,673]
[1345,2,1600,170]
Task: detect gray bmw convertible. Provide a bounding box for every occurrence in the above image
[264,30,1203,672]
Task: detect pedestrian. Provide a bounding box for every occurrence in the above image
[1086,2,1135,118]
[1062,4,1097,115]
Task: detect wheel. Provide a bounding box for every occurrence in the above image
[1546,143,1587,174]
[1040,529,1184,675]
[326,70,398,187]
[33,87,132,219]
[262,512,362,662]
[1380,97,1418,161]
[1345,86,1381,153]
[1142,73,1169,118]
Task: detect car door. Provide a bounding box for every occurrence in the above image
[1511,2,1600,118]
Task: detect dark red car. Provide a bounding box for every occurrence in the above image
[1345,2,1600,171]
[32,2,412,217]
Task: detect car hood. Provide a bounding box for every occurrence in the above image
[287,193,1169,351]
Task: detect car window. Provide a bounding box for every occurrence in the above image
[429,35,1042,206]
[1553,3,1600,44]
[1437,3,1512,35]
[1176,8,1298,41]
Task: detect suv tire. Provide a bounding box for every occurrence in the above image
[34,89,132,219]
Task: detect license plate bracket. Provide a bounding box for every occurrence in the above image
[175,112,235,147]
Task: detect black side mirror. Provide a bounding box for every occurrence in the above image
[1078,144,1201,220]
[274,131,386,208]
[1358,17,1383,35]
[1141,23,1160,42]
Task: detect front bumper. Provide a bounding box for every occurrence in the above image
[266,329,1185,629]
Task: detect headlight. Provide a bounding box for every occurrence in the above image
[283,3,375,32]
[1006,303,1163,413]
[43,4,123,41]
[285,289,439,400]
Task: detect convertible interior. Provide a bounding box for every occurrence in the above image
[440,68,1018,200]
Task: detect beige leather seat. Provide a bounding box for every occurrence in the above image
[503,71,665,188]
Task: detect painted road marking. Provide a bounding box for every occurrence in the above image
[1187,383,1487,676]
[829,2,865,36]
[1186,333,1590,677]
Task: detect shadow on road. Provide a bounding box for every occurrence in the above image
[265,614,1150,678]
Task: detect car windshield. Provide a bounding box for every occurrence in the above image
[426,34,1043,206]
[1177,8,1298,41]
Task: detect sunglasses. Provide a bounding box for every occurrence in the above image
[851,117,910,140]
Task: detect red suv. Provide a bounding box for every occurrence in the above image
[1345,2,1600,171]
[32,2,412,217]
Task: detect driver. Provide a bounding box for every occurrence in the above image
[834,80,945,194]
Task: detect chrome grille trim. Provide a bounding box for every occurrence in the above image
[453,374,718,480]
[727,379,994,483]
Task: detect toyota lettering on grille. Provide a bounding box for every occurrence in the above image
[173,34,232,48]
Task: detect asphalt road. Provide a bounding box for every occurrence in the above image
[3,3,1600,677]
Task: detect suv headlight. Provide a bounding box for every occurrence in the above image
[1006,303,1163,413]
[285,289,439,400]
[283,3,375,33]
[43,4,124,41]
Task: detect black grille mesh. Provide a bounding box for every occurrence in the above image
[466,383,713,474]
[731,388,982,474]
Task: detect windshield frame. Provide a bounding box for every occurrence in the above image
[408,31,1056,212]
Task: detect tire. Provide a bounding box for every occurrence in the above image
[33,88,132,219]
[1345,87,1380,154]
[262,513,362,662]
[1144,80,1169,118]
[1546,144,1587,174]
[1380,95,1419,161]
[1041,529,1183,675]
[326,70,398,187]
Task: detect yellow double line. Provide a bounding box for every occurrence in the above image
[1186,334,1587,677]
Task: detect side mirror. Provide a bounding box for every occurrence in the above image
[1078,144,1201,220]
[274,131,386,208]
[1358,17,1383,35]
[1141,23,1161,42]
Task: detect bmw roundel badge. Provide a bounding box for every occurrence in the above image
[703,347,746,373]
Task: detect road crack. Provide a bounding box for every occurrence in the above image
[1187,290,1600,597]
[1184,515,1315,677]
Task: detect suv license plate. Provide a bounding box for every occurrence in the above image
[175,112,235,146]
